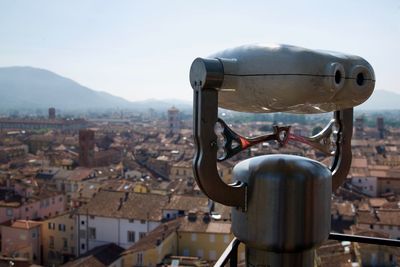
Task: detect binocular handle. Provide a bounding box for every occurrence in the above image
[193,87,353,210]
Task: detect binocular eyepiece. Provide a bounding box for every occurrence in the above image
[190,44,375,113]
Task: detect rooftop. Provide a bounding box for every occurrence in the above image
[77,190,168,221]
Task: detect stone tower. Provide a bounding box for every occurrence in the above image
[79,129,95,167]
[168,106,180,134]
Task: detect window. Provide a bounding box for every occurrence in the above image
[32,232,36,239]
[90,215,95,220]
[140,220,146,224]
[197,249,204,258]
[139,232,146,239]
[191,233,197,241]
[6,208,13,217]
[63,238,68,251]
[81,243,85,250]
[25,207,29,212]
[89,227,96,239]
[209,250,217,261]
[81,220,85,225]
[49,236,54,249]
[79,230,86,238]
[127,231,135,242]
[137,253,143,265]
[59,196,63,202]
[48,251,55,259]
[224,235,230,244]
[389,225,393,230]
[59,224,66,231]
[209,234,215,242]
[129,219,134,223]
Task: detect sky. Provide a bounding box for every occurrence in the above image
[0,0,399,101]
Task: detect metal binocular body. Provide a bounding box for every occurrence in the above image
[190,44,375,266]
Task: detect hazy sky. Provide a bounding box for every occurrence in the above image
[0,0,399,101]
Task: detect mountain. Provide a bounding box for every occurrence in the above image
[0,66,135,111]
[0,66,397,112]
[357,89,400,111]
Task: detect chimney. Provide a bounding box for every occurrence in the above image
[203,213,211,224]
[124,191,129,202]
[188,212,197,222]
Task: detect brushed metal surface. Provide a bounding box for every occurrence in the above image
[190,44,375,113]
[232,154,332,252]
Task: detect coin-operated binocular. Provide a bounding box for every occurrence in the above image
[189,44,375,266]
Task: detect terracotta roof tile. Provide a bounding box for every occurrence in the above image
[163,195,209,212]
[77,190,168,221]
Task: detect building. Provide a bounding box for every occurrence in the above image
[76,190,169,255]
[0,144,28,163]
[377,117,385,139]
[120,219,180,267]
[349,226,398,266]
[169,161,192,180]
[355,116,365,139]
[162,195,211,220]
[62,243,124,267]
[41,212,76,266]
[177,213,235,262]
[167,106,180,135]
[79,129,95,167]
[0,189,66,224]
[53,167,96,207]
[1,220,42,264]
[356,208,400,240]
[49,107,56,120]
[0,118,88,131]
[120,214,242,267]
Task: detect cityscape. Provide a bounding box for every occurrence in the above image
[0,104,398,266]
[1,1,399,267]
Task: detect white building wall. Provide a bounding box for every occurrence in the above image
[88,216,119,248]
[76,214,161,255]
[351,176,378,197]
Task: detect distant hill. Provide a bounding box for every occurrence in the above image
[0,66,135,111]
[0,66,397,112]
[357,89,400,111]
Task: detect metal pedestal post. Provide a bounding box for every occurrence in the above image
[246,247,314,267]
[232,154,332,267]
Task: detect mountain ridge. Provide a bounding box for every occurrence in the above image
[0,66,397,112]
